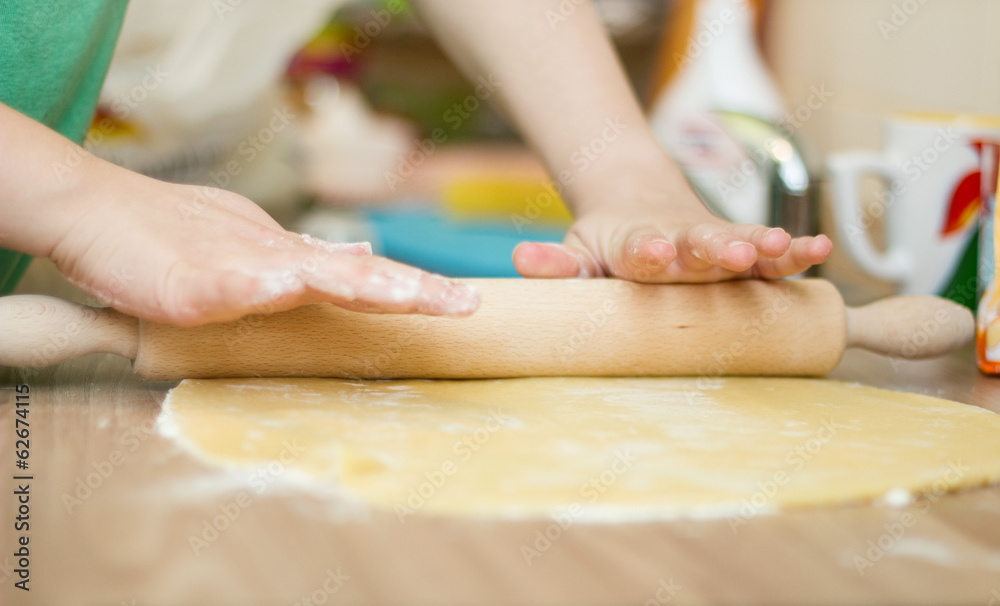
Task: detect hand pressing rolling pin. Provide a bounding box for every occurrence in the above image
[1,280,973,379]
[0,0,830,326]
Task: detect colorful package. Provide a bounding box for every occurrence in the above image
[978,144,1000,373]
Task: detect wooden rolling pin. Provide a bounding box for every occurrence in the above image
[1,279,974,380]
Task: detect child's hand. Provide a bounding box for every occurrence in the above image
[0,103,478,327]
[48,165,479,326]
[513,193,832,282]
[411,0,832,284]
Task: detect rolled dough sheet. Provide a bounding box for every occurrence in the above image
[160,377,1000,520]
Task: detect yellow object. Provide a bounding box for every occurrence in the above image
[163,377,1000,520]
[895,112,1000,130]
[443,178,572,225]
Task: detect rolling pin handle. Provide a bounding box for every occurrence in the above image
[0,295,138,368]
[844,295,974,359]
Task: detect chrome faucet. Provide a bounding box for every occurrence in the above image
[691,111,817,240]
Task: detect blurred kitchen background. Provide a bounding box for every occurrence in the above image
[72,0,1000,306]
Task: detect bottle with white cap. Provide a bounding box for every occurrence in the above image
[648,0,786,226]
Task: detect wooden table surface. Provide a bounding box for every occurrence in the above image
[2,265,1000,605]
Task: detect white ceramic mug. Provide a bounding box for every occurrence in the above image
[827,113,1000,295]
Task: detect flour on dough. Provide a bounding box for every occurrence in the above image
[159,377,1000,520]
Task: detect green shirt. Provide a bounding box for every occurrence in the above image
[0,1,128,294]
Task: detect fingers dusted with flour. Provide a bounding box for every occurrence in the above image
[65,182,481,326]
[158,234,481,326]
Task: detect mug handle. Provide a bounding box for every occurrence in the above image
[827,152,913,282]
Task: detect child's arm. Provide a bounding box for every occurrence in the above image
[0,103,479,325]
[412,0,831,282]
